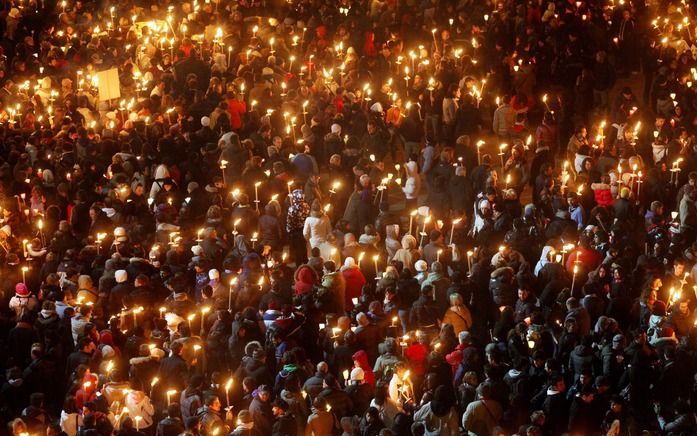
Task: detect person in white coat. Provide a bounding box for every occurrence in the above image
[124,389,155,431]
[402,160,421,211]
[303,201,332,252]
[149,163,170,200]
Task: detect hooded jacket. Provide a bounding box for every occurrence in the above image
[294,264,318,296]
[341,262,366,308]
[385,224,401,259]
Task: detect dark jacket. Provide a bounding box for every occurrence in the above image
[408,296,441,330]
[155,416,184,436]
[317,387,354,419]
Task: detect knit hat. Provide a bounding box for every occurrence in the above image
[350,367,365,381]
[191,245,203,256]
[208,269,220,280]
[101,345,115,359]
[344,257,356,268]
[612,334,625,350]
[114,227,128,242]
[15,283,29,297]
[415,260,428,272]
[115,270,128,283]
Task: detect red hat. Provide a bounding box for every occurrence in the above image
[15,283,29,297]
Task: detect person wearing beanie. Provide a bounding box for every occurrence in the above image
[156,403,185,436]
[271,397,297,435]
[420,261,451,313]
[249,384,273,435]
[108,270,132,315]
[345,366,372,416]
[613,185,635,222]
[414,259,429,284]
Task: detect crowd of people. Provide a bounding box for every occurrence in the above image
[3,0,697,435]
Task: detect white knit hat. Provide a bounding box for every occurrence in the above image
[350,367,365,381]
[115,270,128,283]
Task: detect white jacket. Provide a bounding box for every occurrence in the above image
[149,164,170,199]
[303,214,332,248]
[402,161,421,200]
[124,391,155,428]
[60,411,82,436]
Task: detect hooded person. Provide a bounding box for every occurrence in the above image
[352,350,376,387]
[76,275,98,304]
[402,160,421,211]
[385,224,401,259]
[341,257,366,310]
[294,264,318,296]
[124,389,155,430]
[535,245,555,276]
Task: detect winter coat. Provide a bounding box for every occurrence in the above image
[342,266,366,308]
[124,391,155,428]
[303,213,332,249]
[321,271,346,312]
[568,345,596,381]
[462,399,503,436]
[442,305,472,335]
[409,296,441,329]
[294,265,318,296]
[287,190,310,233]
[413,402,460,436]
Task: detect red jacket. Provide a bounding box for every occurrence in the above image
[342,267,366,309]
[227,98,246,130]
[294,265,317,295]
[593,184,614,207]
[405,343,429,376]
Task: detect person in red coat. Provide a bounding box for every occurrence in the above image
[294,264,318,296]
[341,257,366,310]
